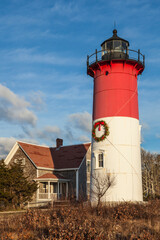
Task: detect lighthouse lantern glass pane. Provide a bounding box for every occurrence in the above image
[102,44,105,50]
[122,42,127,49]
[122,42,127,53]
[114,41,121,51]
[102,44,105,56]
[107,41,113,50]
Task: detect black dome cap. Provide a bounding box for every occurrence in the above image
[101,29,129,47]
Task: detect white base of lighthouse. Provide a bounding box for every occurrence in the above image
[90,116,143,203]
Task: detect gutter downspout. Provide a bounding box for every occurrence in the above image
[76,170,79,200]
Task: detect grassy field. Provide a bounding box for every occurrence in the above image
[0,200,159,239]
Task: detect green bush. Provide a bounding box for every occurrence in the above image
[0,160,37,210]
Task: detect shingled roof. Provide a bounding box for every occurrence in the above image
[18,141,91,169]
[34,173,67,180]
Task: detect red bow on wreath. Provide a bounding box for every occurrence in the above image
[94,121,104,131]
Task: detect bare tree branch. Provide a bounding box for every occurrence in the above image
[141,149,160,200]
[91,171,115,208]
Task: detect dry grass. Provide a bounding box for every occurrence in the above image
[0,200,159,239]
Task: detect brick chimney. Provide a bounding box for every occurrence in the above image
[56,138,63,148]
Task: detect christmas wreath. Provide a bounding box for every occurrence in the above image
[92,120,109,142]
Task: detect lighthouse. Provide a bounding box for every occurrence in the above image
[87,29,145,203]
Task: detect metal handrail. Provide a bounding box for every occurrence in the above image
[87,48,145,67]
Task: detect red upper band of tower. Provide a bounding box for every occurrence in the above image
[87,29,145,120]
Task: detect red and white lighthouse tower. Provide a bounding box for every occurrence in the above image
[87,29,145,202]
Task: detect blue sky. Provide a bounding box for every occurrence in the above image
[0,0,160,158]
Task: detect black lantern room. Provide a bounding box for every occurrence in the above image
[101,29,129,60]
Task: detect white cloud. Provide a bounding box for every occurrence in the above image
[140,122,150,143]
[21,125,61,144]
[0,137,39,159]
[78,135,91,142]
[64,127,74,144]
[20,111,92,146]
[0,83,29,108]
[0,84,37,126]
[0,137,16,159]
[50,0,87,23]
[16,72,38,80]
[69,111,92,133]
[38,126,61,139]
[51,1,78,17]
[141,122,150,130]
[156,134,160,139]
[29,90,45,111]
[2,48,82,66]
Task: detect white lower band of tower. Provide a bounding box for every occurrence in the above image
[90,116,143,203]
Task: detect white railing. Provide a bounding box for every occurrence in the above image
[38,193,58,200]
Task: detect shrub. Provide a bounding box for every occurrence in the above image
[0,200,159,239]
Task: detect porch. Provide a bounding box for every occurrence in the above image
[34,173,69,201]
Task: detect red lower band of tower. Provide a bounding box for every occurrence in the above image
[88,60,144,121]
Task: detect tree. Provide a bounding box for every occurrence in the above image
[0,160,13,208]
[91,172,115,210]
[141,149,160,200]
[0,160,37,209]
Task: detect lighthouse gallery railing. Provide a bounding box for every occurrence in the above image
[87,49,145,68]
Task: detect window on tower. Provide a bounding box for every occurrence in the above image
[98,153,104,168]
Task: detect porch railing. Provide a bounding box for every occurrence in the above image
[38,193,58,201]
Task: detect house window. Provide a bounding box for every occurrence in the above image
[14,158,25,165]
[98,153,104,168]
[87,160,91,172]
[14,159,17,164]
[21,158,25,165]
